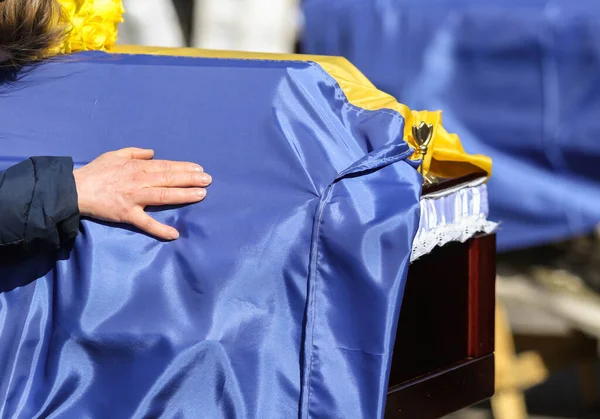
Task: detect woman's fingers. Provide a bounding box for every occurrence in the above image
[138,187,207,206]
[112,149,203,173]
[141,160,204,173]
[129,208,180,240]
[114,147,155,160]
[131,186,207,240]
[144,171,212,188]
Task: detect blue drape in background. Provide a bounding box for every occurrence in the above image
[0,52,421,418]
[301,0,600,250]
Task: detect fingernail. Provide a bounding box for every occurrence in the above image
[193,165,204,172]
[170,230,180,240]
[195,189,206,198]
[200,173,212,184]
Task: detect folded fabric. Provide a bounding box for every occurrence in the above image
[301,0,600,251]
[0,48,490,418]
[111,46,492,181]
[0,50,419,419]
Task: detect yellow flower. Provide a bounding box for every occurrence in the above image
[55,0,124,53]
[59,0,79,16]
[83,22,117,50]
[79,0,124,23]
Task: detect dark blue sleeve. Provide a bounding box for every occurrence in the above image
[0,157,80,250]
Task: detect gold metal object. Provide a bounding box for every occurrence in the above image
[422,173,439,185]
[412,122,438,184]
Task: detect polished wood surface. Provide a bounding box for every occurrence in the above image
[468,234,496,358]
[386,355,494,418]
[422,172,488,196]
[385,233,496,418]
[389,240,470,385]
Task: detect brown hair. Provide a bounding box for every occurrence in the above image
[0,0,65,67]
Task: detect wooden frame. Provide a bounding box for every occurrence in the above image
[385,233,496,418]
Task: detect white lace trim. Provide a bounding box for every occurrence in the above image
[411,183,497,262]
[411,216,497,261]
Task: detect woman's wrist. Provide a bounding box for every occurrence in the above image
[73,167,92,218]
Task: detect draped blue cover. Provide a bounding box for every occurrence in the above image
[0,52,421,418]
[302,0,600,250]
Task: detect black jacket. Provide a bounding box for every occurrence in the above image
[0,157,80,251]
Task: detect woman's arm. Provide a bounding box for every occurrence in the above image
[0,148,211,251]
[0,156,79,250]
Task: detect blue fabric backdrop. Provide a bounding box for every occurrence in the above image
[0,52,421,418]
[301,0,600,251]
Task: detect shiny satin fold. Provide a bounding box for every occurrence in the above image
[0,52,421,418]
[112,45,492,180]
[301,0,600,250]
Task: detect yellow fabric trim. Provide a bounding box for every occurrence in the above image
[111,46,492,179]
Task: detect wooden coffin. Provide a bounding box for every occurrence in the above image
[386,175,496,418]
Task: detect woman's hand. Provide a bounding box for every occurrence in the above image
[73,148,211,240]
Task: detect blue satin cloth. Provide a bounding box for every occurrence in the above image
[301,0,600,250]
[0,52,421,418]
